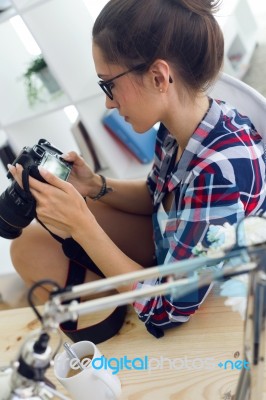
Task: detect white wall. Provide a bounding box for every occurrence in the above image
[247,0,266,44]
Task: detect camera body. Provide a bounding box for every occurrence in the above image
[7,138,72,182]
[0,139,73,239]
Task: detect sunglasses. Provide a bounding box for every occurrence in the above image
[98,63,147,100]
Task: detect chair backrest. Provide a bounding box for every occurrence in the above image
[208,73,266,142]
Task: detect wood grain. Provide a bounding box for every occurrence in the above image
[0,291,265,400]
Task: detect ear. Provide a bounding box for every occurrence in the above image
[149,59,172,93]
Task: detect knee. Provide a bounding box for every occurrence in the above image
[10,231,34,274]
[10,224,46,274]
[10,223,69,286]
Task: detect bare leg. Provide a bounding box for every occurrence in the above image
[10,200,155,302]
[84,197,155,267]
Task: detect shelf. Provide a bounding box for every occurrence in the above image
[227,34,246,71]
[226,31,257,79]
[0,130,9,191]
[12,0,108,15]
[4,108,80,156]
[0,19,71,126]
[0,5,16,23]
[0,0,258,183]
[82,0,109,20]
[215,0,258,79]
[22,0,101,103]
[2,90,71,128]
[0,152,9,192]
[215,0,241,29]
[11,0,53,12]
[77,95,153,180]
[0,129,7,148]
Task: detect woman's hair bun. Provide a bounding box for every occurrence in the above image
[93,0,224,92]
[170,0,221,16]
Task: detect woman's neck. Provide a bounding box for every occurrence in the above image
[163,93,210,153]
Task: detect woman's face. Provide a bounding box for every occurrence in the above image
[92,44,165,133]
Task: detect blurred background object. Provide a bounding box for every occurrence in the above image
[0,0,12,12]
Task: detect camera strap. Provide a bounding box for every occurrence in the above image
[37,220,127,344]
[60,258,127,344]
[61,256,127,344]
[21,168,31,193]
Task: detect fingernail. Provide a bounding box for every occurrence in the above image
[7,163,12,169]
[62,153,70,159]
[38,166,48,174]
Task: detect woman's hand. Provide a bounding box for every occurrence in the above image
[32,166,95,236]
[8,163,95,237]
[62,152,95,197]
[7,163,24,189]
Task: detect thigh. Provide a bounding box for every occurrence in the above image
[11,200,155,299]
[85,198,155,267]
[10,223,104,301]
[44,198,155,267]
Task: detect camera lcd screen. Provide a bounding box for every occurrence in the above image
[40,154,71,181]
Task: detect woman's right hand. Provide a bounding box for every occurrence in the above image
[62,151,96,197]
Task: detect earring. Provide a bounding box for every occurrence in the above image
[159,88,163,93]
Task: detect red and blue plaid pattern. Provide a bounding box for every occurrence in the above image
[133,99,266,336]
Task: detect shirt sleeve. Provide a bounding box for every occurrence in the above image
[133,173,245,332]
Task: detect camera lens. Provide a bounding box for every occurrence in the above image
[0,180,36,239]
[0,217,22,239]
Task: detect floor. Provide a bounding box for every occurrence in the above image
[0,0,266,310]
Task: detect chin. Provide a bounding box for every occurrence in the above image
[134,128,148,134]
[131,123,153,134]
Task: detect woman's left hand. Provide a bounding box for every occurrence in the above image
[8,163,94,237]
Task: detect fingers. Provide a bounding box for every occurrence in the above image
[7,163,24,188]
[8,163,71,195]
[29,167,69,192]
[62,151,85,167]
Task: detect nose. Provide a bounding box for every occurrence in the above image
[105,96,118,110]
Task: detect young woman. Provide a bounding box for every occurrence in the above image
[9,0,266,338]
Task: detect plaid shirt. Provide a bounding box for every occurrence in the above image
[133,98,266,338]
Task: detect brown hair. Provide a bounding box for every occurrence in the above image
[92,0,224,92]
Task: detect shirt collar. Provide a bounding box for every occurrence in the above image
[167,98,222,190]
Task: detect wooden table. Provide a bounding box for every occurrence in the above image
[0,290,265,400]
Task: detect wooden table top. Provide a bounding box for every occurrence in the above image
[0,289,265,400]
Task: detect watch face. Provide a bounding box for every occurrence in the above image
[0,0,12,11]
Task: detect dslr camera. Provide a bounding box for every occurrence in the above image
[0,139,73,239]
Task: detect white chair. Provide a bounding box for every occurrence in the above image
[208,72,266,142]
[208,74,266,400]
